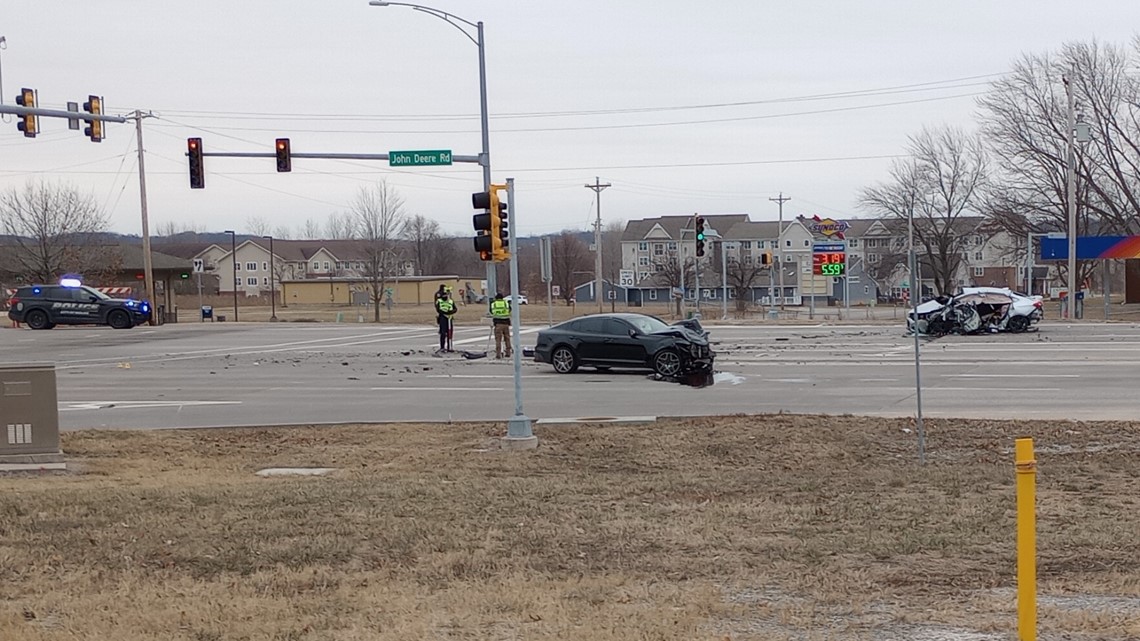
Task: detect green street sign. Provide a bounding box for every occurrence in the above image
[389,150,452,167]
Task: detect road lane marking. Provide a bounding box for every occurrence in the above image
[943,374,1080,378]
[371,386,504,391]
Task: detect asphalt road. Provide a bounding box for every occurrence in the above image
[3,319,1139,430]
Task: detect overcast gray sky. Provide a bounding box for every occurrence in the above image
[2,1,1138,237]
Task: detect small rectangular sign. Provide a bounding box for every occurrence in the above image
[812,243,845,252]
[388,150,452,167]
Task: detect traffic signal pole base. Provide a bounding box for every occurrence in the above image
[501,416,537,451]
[767,309,779,320]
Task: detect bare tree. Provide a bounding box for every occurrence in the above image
[0,180,120,284]
[600,220,625,307]
[724,256,767,312]
[325,212,357,240]
[272,225,293,240]
[245,215,272,236]
[401,214,446,276]
[154,220,205,238]
[301,218,322,240]
[550,231,591,305]
[860,126,988,296]
[653,255,695,316]
[352,181,406,322]
[979,39,1140,285]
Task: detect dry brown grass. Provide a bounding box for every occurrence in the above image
[2,416,1139,640]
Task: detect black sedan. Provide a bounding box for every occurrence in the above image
[533,313,714,377]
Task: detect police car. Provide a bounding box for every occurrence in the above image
[7,279,151,330]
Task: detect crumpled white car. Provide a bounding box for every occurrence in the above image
[907,286,1043,334]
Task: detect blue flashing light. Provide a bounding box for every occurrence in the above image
[32,287,42,295]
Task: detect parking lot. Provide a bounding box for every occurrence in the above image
[4,320,1140,429]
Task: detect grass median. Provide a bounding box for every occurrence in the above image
[2,416,1138,640]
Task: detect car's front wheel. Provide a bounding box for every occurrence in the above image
[551,346,579,374]
[107,309,133,329]
[1007,315,1030,333]
[24,309,52,330]
[653,348,682,377]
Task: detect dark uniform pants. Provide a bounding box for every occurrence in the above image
[494,322,511,358]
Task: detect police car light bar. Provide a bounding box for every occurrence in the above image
[59,278,82,287]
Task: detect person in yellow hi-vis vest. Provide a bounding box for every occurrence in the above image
[435,291,457,352]
[489,292,512,359]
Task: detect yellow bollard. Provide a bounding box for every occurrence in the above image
[1015,437,1037,641]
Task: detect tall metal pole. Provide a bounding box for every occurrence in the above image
[505,178,534,445]
[721,240,728,320]
[1064,69,1077,319]
[265,235,277,321]
[585,177,611,314]
[1025,231,1032,295]
[770,193,791,310]
[909,183,926,464]
[477,20,497,307]
[133,111,157,325]
[226,231,238,322]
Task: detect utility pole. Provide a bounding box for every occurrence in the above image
[585,177,611,314]
[132,110,158,325]
[770,193,791,310]
[1064,68,1077,320]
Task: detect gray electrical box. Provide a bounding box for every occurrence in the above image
[0,363,65,470]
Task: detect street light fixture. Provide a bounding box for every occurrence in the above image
[224,230,238,322]
[368,0,496,296]
[263,235,278,322]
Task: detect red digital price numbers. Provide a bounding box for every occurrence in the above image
[812,252,846,276]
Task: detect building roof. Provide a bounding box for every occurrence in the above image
[621,214,751,242]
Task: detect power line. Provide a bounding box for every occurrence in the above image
[112,72,1006,122]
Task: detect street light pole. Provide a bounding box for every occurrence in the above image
[721,240,730,320]
[770,193,791,311]
[264,235,277,321]
[1064,69,1077,319]
[368,0,496,301]
[225,230,238,322]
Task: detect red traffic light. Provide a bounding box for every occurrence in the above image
[275,138,291,172]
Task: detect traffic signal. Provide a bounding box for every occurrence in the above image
[760,251,773,266]
[15,88,37,137]
[694,215,706,257]
[82,95,104,142]
[472,190,494,261]
[187,138,205,189]
[275,138,291,172]
[491,185,509,261]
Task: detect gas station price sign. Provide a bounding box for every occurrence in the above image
[812,251,846,276]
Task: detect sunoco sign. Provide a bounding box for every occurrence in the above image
[808,216,850,239]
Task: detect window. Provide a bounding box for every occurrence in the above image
[974,252,983,261]
[638,256,650,266]
[653,243,664,255]
[756,240,765,249]
[973,267,985,277]
[654,263,664,272]
[973,235,983,246]
[262,277,269,286]
[785,239,792,248]
[234,276,241,285]
[868,253,880,263]
[744,255,754,265]
[667,241,677,251]
[323,261,330,270]
[849,238,859,247]
[740,241,752,249]
[803,239,811,247]
[234,262,241,271]
[312,262,319,272]
[648,289,658,301]
[638,272,649,281]
[246,262,257,271]
[262,262,268,272]
[247,277,257,286]
[638,242,648,252]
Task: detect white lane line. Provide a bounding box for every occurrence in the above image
[943,374,1080,378]
[53,327,432,367]
[860,378,899,382]
[371,386,504,392]
[426,374,513,379]
[59,400,242,411]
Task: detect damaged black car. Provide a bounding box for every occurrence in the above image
[533,313,714,377]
